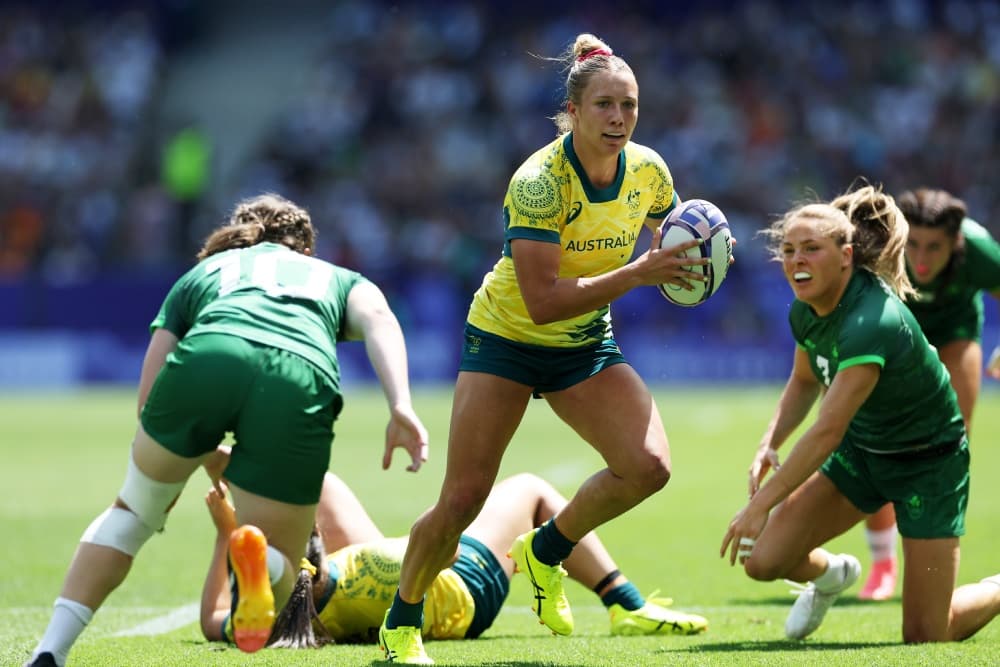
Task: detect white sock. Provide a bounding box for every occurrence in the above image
[865,525,897,562]
[32,597,93,667]
[812,550,846,592]
[266,545,285,585]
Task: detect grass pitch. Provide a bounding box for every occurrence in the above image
[2,384,999,666]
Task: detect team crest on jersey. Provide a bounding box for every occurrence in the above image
[625,189,641,212]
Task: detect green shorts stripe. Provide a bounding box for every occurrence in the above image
[141,332,342,505]
[459,323,627,394]
[452,534,510,639]
[820,437,970,539]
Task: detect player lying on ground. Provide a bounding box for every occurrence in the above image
[201,469,708,647]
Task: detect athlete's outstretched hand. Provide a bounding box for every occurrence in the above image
[382,404,430,472]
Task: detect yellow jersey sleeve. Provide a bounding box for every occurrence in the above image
[467,133,675,347]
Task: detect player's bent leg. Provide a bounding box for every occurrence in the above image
[464,473,546,580]
[315,472,384,551]
[30,433,196,666]
[745,473,864,583]
[900,537,958,642]
[545,364,671,537]
[400,371,531,601]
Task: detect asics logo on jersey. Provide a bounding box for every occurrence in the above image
[566,201,583,225]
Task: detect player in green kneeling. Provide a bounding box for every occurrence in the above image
[200,467,707,653]
[721,184,1000,643]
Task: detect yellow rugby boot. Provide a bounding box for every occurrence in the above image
[378,611,433,664]
[508,529,573,635]
[610,592,708,636]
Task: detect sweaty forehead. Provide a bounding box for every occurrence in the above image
[584,69,638,98]
[783,219,822,241]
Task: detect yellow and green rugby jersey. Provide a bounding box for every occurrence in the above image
[468,132,677,347]
[316,537,475,642]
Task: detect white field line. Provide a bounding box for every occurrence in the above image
[111,602,199,636]
[6,602,887,638]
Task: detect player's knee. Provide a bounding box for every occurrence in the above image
[743,555,782,582]
[117,455,187,533]
[439,482,489,527]
[79,454,188,557]
[630,455,670,496]
[80,506,154,557]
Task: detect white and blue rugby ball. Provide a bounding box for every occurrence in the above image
[657,199,733,307]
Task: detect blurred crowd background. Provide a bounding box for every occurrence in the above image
[1,0,998,387]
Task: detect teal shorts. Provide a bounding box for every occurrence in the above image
[141,332,342,505]
[820,438,970,539]
[452,535,510,639]
[459,323,627,394]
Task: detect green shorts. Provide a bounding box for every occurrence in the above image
[820,438,970,538]
[919,306,982,346]
[459,324,627,394]
[141,333,342,505]
[452,535,510,639]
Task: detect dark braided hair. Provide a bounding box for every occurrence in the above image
[266,526,332,649]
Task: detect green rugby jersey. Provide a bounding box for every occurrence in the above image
[789,269,964,454]
[905,218,1000,344]
[150,243,367,391]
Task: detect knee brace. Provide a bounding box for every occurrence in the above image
[80,507,154,557]
[118,455,188,532]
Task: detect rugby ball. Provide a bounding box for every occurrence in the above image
[657,199,733,307]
